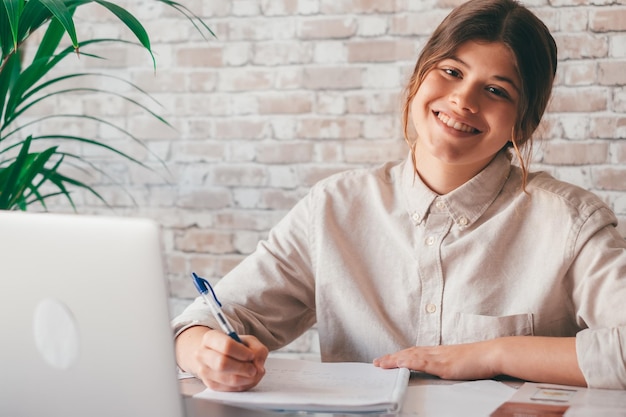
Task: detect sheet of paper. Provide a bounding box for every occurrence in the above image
[401,380,517,417]
[193,357,410,413]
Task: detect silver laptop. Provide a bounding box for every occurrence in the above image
[0,211,184,416]
[0,211,284,417]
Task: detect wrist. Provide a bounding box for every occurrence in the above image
[486,336,508,377]
[175,325,212,373]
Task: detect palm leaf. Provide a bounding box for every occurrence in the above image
[46,168,109,207]
[34,133,152,169]
[4,42,76,123]
[2,116,172,179]
[3,38,148,128]
[49,151,138,206]
[5,85,170,135]
[157,0,215,39]
[24,71,163,107]
[93,0,156,70]
[0,51,19,124]
[19,152,66,210]
[0,142,112,210]
[7,148,58,209]
[0,135,33,208]
[0,2,12,59]
[17,0,55,42]
[0,135,58,209]
[38,0,78,48]
[2,0,23,52]
[31,6,67,64]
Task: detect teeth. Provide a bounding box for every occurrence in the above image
[437,112,477,133]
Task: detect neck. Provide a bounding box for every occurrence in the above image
[414,160,468,195]
[413,148,497,195]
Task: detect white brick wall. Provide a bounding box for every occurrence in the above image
[35,0,626,356]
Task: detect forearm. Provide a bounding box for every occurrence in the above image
[375,335,587,387]
[493,336,586,387]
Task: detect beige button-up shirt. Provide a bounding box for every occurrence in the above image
[173,151,626,389]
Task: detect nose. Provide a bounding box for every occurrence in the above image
[449,83,479,113]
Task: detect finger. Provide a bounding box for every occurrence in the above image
[201,330,255,362]
[239,335,268,379]
[194,347,260,390]
[241,336,269,362]
[198,342,258,375]
[199,366,261,392]
[375,347,429,369]
[373,354,401,368]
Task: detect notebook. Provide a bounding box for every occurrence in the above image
[0,211,281,417]
[194,357,411,413]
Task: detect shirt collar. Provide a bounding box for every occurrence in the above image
[401,151,512,230]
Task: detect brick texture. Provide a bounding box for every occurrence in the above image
[40,0,626,357]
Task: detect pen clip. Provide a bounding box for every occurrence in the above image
[191,272,222,307]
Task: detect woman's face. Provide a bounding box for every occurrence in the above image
[411,40,521,176]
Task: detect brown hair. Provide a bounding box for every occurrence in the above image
[403,0,557,188]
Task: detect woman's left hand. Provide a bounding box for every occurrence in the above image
[373,340,499,381]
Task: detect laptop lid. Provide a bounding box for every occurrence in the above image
[0,211,185,417]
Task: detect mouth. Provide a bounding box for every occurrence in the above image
[435,112,481,134]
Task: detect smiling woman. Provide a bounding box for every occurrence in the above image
[172,0,626,393]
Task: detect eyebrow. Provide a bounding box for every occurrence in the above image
[449,56,521,94]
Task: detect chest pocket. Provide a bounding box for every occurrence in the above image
[451,312,534,344]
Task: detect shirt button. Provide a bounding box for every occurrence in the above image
[435,200,445,209]
[425,303,437,313]
[458,216,468,226]
[411,212,421,223]
[425,236,435,246]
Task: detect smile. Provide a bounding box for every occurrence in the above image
[436,112,480,134]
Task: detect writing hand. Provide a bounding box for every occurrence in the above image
[176,326,269,392]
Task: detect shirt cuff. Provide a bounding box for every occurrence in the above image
[576,327,626,389]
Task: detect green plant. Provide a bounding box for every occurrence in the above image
[0,0,213,210]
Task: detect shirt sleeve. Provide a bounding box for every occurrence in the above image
[171,190,317,351]
[570,206,626,389]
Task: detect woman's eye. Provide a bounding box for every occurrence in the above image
[443,68,461,78]
[487,86,509,99]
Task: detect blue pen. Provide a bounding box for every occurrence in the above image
[191,272,243,344]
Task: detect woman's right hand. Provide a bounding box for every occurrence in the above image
[175,326,269,392]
